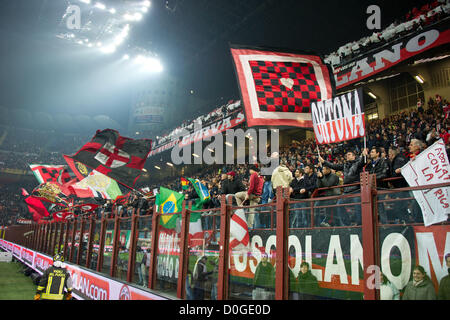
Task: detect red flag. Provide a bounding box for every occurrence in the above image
[71,129,152,188]
[25,196,50,218]
[230,45,334,128]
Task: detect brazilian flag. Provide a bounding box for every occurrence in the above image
[157,187,184,229]
[187,178,210,210]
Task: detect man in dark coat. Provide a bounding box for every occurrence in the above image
[315,164,340,226]
[319,150,366,226]
[366,146,390,223]
[289,169,308,228]
[388,146,409,223]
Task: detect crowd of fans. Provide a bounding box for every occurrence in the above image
[324,0,450,67]
[141,93,450,228]
[1,93,450,227]
[0,126,90,171]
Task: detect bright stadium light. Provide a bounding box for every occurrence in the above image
[141,58,163,73]
[415,75,425,84]
[368,92,377,99]
[109,8,116,14]
[100,45,116,54]
[94,2,106,10]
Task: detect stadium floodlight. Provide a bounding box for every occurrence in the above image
[415,75,425,84]
[100,45,116,54]
[109,8,116,14]
[94,2,106,10]
[142,58,163,72]
[95,2,106,10]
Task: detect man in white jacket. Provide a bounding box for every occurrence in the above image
[271,160,293,194]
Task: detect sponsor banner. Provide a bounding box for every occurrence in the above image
[334,21,450,89]
[0,239,169,300]
[311,89,365,145]
[401,139,450,226]
[16,219,33,225]
[21,248,35,267]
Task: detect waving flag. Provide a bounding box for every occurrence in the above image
[231,45,334,128]
[187,178,210,201]
[69,170,122,200]
[230,209,249,251]
[31,182,69,206]
[63,155,91,181]
[29,164,72,185]
[71,129,152,188]
[181,177,189,190]
[157,187,184,229]
[24,195,50,221]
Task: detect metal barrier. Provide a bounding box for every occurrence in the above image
[3,172,449,300]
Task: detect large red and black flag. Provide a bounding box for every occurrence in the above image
[29,164,72,185]
[63,155,92,181]
[230,45,335,128]
[70,129,152,188]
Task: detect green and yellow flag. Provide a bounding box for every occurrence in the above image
[157,187,184,229]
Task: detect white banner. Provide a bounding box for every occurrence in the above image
[401,139,450,226]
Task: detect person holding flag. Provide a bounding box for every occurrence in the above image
[318,149,368,226]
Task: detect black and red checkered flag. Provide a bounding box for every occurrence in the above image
[29,164,72,185]
[71,129,152,189]
[230,45,335,128]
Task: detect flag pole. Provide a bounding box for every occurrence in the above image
[363,136,367,163]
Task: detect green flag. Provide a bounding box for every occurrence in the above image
[158,187,184,229]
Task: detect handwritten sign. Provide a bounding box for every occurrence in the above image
[401,139,450,226]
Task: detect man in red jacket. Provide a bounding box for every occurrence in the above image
[235,165,263,228]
